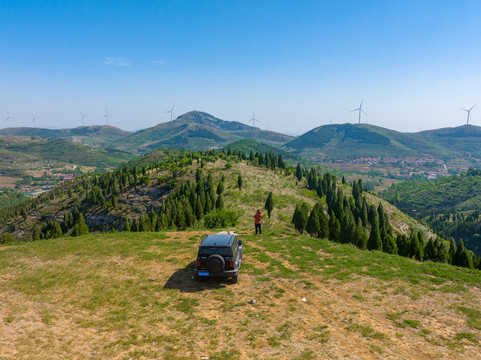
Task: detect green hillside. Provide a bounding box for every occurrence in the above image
[111,111,295,154]
[380,168,481,256]
[0,136,135,188]
[283,123,453,161]
[421,125,481,158]
[2,148,481,358]
[0,125,132,148]
[224,139,303,164]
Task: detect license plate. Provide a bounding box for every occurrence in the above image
[198,271,209,276]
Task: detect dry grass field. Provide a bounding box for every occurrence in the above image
[1,230,481,359]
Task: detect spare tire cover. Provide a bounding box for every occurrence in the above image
[207,254,225,273]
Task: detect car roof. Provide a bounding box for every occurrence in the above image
[201,234,236,247]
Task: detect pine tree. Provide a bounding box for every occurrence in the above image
[354,219,368,250]
[215,194,224,210]
[216,181,224,195]
[367,217,382,251]
[295,163,302,181]
[72,213,89,236]
[265,192,274,218]
[306,207,321,238]
[328,212,341,242]
[237,174,243,190]
[32,225,41,241]
[410,232,424,261]
[382,234,398,254]
[292,203,309,234]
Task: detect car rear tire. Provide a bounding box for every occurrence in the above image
[207,254,225,273]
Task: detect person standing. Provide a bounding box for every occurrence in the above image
[254,209,263,235]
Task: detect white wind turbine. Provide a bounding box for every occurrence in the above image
[31,113,39,128]
[461,104,476,125]
[165,105,175,122]
[351,98,367,124]
[247,111,260,129]
[79,111,88,126]
[5,112,14,127]
[101,108,112,125]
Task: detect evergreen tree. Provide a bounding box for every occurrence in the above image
[367,217,382,251]
[306,206,321,238]
[216,181,224,195]
[448,238,457,264]
[21,208,28,220]
[215,194,224,210]
[328,212,341,242]
[292,203,309,234]
[382,234,398,254]
[72,213,89,236]
[354,219,368,250]
[265,192,274,218]
[295,163,302,181]
[410,232,424,261]
[278,154,286,169]
[424,238,437,261]
[32,225,41,241]
[237,174,243,190]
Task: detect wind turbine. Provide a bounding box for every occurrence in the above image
[79,111,88,126]
[351,98,368,124]
[102,108,111,125]
[247,111,260,129]
[461,104,476,125]
[165,105,175,122]
[31,113,39,128]
[5,112,13,127]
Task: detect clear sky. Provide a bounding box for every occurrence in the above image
[1,0,481,135]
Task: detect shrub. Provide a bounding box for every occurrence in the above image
[204,209,239,229]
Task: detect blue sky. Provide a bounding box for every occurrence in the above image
[1,1,481,134]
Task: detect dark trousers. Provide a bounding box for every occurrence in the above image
[255,223,262,235]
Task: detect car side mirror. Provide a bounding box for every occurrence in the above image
[238,239,243,246]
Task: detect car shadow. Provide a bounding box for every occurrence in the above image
[163,261,233,293]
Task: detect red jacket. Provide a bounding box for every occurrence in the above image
[254,211,263,224]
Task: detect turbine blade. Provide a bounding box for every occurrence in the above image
[362,110,368,116]
[470,104,477,111]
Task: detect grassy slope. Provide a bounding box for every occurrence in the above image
[1,231,481,359]
[0,137,134,173]
[2,158,481,358]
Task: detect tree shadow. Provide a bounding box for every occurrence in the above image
[163,261,232,293]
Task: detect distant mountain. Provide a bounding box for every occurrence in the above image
[0,125,132,148]
[379,168,481,256]
[0,136,134,178]
[420,125,481,158]
[282,123,481,162]
[111,111,295,154]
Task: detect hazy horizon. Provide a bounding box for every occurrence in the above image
[1,1,480,134]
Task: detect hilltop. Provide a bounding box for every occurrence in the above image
[110,111,295,154]
[0,125,131,148]
[380,168,481,256]
[1,148,481,358]
[0,136,134,188]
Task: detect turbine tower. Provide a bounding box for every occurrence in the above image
[31,113,39,128]
[102,108,111,125]
[247,111,260,129]
[5,112,13,127]
[351,98,368,124]
[79,111,88,126]
[165,105,175,122]
[461,104,476,125]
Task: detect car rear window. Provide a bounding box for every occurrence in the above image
[199,247,231,256]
